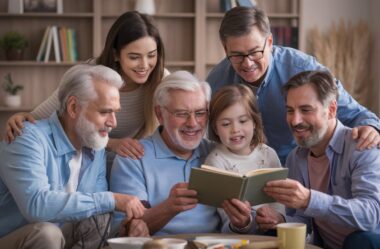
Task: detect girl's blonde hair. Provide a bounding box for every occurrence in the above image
[208,84,266,147]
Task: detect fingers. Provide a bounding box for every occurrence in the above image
[255,206,281,231]
[127,219,150,237]
[168,182,198,213]
[354,126,380,150]
[222,199,251,228]
[115,138,145,159]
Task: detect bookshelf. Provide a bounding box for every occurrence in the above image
[0,0,301,131]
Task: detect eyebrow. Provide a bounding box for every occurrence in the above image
[128,49,158,56]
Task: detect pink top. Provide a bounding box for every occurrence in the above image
[307,153,355,249]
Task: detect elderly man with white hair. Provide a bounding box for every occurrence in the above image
[0,64,146,249]
[111,70,255,235]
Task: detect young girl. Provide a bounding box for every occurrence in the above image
[4,11,168,161]
[206,84,284,233]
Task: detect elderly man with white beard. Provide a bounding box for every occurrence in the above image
[0,64,147,249]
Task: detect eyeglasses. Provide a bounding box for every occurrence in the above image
[162,106,208,121]
[227,37,268,64]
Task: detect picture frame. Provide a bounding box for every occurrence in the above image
[23,0,62,13]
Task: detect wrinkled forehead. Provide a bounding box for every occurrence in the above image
[166,89,207,110]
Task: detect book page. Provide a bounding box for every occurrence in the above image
[201,165,243,177]
[245,168,286,177]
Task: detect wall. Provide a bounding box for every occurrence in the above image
[300,0,379,114]
[369,0,380,114]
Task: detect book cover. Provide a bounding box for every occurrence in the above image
[51,26,61,62]
[43,26,54,62]
[188,165,288,207]
[236,0,255,7]
[36,26,51,61]
[58,26,68,62]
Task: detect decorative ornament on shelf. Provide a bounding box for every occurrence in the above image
[135,0,156,15]
[0,31,28,61]
[2,73,24,108]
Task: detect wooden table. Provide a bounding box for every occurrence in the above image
[105,233,321,249]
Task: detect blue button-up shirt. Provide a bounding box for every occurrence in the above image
[284,121,380,247]
[207,46,380,164]
[110,127,240,235]
[0,112,115,237]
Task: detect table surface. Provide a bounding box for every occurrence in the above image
[105,233,321,249]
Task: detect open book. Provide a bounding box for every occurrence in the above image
[188,165,288,207]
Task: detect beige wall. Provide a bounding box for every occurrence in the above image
[370,0,380,114]
[300,0,380,114]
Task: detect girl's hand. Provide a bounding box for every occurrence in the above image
[222,199,252,229]
[5,112,36,143]
[108,137,144,159]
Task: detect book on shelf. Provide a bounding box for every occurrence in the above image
[8,0,23,13]
[188,165,288,207]
[36,26,51,62]
[236,0,256,7]
[271,26,299,49]
[36,25,78,63]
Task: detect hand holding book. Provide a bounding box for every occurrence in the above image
[188,165,288,207]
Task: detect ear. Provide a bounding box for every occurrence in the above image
[266,34,273,51]
[154,105,164,125]
[328,100,337,119]
[66,96,81,119]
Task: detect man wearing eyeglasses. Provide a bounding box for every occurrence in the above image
[110,70,254,235]
[207,6,380,165]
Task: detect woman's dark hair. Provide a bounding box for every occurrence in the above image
[97,11,165,137]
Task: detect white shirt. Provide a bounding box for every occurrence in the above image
[65,151,82,193]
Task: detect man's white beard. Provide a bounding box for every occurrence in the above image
[75,113,111,150]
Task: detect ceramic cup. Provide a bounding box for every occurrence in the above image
[277,223,306,249]
[158,238,187,249]
[107,237,152,249]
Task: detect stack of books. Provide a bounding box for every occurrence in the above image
[271,26,299,49]
[220,0,256,12]
[36,25,78,63]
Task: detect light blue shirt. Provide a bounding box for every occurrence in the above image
[284,121,380,246]
[0,112,115,237]
[207,46,380,164]
[110,127,240,235]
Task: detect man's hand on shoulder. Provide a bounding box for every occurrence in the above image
[352,125,380,150]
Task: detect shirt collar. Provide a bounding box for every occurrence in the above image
[48,112,95,160]
[151,126,204,160]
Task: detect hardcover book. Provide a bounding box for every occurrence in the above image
[188,165,288,207]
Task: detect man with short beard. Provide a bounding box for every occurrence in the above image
[0,64,147,249]
[111,71,255,235]
[255,71,380,249]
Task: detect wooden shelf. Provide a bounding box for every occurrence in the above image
[0,13,94,18]
[0,106,33,112]
[0,0,301,120]
[0,61,78,66]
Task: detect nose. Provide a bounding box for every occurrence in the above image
[106,112,117,129]
[241,55,255,67]
[231,122,239,133]
[186,113,198,127]
[288,111,302,126]
[139,56,149,68]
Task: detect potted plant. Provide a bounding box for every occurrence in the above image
[0,31,28,60]
[2,73,23,107]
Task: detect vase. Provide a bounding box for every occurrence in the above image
[135,0,156,15]
[4,94,21,107]
[5,48,23,61]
